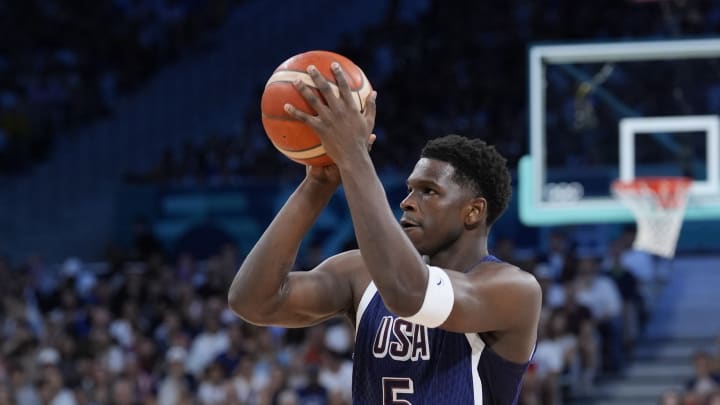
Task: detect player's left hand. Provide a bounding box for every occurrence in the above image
[305,133,376,190]
[284,63,377,166]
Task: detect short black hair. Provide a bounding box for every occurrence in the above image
[420,134,512,227]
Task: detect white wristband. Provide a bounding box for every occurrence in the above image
[401,266,455,328]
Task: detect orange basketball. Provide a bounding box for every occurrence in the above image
[261,50,373,166]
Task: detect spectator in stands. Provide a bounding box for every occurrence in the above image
[557,249,581,285]
[88,327,125,375]
[574,254,624,374]
[110,377,136,405]
[493,236,517,264]
[257,364,293,405]
[227,355,261,404]
[157,345,194,405]
[214,321,247,377]
[296,325,328,368]
[185,315,230,378]
[8,364,40,405]
[519,363,542,405]
[296,365,328,404]
[707,391,720,405]
[523,312,564,405]
[617,225,658,310]
[534,263,565,311]
[681,391,705,405]
[659,390,682,405]
[685,351,720,397]
[603,238,645,352]
[548,310,580,382]
[544,230,572,281]
[318,347,352,404]
[36,360,77,405]
[197,361,228,404]
[0,384,10,405]
[712,335,720,374]
[561,281,598,396]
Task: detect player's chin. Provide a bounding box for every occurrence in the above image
[402,227,423,246]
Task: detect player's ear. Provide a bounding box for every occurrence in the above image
[464,198,487,228]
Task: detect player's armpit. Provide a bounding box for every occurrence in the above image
[233,251,362,328]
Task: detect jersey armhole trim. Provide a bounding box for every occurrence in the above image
[355,281,377,335]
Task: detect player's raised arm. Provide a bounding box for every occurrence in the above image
[230,51,377,328]
[228,165,353,327]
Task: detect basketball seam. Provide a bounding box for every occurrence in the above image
[266,70,362,92]
[261,112,305,121]
[265,71,317,89]
[357,72,371,111]
[270,141,326,159]
[272,141,324,153]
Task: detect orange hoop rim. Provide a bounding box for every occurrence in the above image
[612,176,693,209]
[612,176,692,190]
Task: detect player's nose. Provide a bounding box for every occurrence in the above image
[400,194,417,211]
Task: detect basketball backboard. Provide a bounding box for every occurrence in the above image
[519,38,720,225]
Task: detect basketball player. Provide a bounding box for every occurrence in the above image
[228,63,541,404]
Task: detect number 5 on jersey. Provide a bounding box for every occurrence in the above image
[383,377,414,405]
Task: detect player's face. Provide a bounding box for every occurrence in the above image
[399,158,473,256]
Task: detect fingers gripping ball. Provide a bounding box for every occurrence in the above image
[261,50,373,166]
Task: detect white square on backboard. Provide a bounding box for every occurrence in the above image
[619,115,720,196]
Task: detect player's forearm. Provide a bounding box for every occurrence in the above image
[228,178,334,320]
[338,155,427,316]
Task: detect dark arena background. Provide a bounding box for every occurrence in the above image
[1,1,720,404]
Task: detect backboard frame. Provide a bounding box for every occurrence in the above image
[521,38,720,226]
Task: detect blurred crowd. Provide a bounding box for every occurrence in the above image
[0,226,358,405]
[0,0,239,174]
[0,217,674,404]
[124,131,301,187]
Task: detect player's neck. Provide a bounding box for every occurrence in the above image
[427,236,489,272]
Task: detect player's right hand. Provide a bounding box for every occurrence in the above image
[306,163,342,188]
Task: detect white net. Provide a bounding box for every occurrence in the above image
[612,177,692,258]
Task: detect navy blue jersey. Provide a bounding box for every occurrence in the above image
[352,256,531,404]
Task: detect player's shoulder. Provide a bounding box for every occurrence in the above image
[326,249,364,265]
[473,260,541,291]
[473,258,522,276]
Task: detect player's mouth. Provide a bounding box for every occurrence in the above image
[400,218,420,230]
